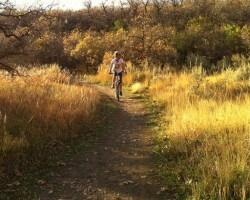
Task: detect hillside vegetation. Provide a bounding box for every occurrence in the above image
[95,59,250,199]
[1,0,249,73]
[0,65,100,179]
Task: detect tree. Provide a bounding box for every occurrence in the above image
[0,0,52,74]
[32,31,64,65]
[69,31,105,73]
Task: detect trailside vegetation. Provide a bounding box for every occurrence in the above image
[0,65,101,180]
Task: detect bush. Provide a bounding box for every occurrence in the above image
[31,31,64,65]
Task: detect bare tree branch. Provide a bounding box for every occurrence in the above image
[140,0,150,13]
[127,0,140,16]
[83,0,92,17]
[101,0,109,15]
[0,61,20,76]
[0,1,54,75]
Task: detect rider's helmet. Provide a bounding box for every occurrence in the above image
[114,51,121,56]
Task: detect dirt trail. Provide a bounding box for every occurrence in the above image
[35,85,167,200]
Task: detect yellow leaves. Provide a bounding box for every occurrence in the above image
[32,31,63,57]
[63,29,84,55]
[66,31,105,68]
[241,25,250,47]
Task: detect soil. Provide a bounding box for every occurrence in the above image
[35,85,170,200]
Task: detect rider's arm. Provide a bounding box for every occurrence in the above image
[109,60,113,74]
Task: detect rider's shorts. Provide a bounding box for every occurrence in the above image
[113,72,123,83]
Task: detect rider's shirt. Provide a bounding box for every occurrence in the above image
[111,58,124,73]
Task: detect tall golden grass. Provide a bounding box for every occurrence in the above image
[95,61,249,199]
[149,64,249,199]
[0,65,100,177]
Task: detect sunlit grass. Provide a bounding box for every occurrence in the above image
[170,99,249,199]
[0,64,100,177]
[148,64,250,200]
[131,82,147,94]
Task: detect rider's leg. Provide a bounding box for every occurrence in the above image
[119,73,123,96]
[120,83,123,96]
[112,74,116,88]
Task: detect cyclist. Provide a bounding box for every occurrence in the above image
[109,51,126,96]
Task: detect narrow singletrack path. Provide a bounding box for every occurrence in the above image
[35,85,168,200]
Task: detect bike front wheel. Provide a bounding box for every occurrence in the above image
[115,83,120,101]
[116,89,120,101]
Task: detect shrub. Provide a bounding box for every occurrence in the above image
[31,31,64,65]
[70,31,105,73]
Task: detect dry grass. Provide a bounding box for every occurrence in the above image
[0,64,100,177]
[131,82,147,94]
[148,64,250,200]
[168,99,249,199]
[95,60,249,199]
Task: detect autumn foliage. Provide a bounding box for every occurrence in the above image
[0,0,249,73]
